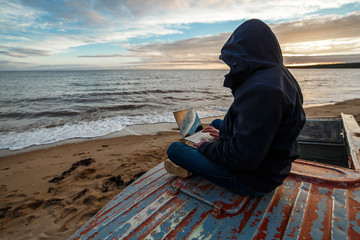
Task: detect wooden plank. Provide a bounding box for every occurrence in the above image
[342,114,360,171]
[69,162,360,240]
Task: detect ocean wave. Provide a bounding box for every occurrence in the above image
[0,113,172,150]
[96,89,201,96]
[95,104,148,112]
[0,110,80,119]
[0,108,227,151]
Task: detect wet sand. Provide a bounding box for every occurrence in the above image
[0,99,359,239]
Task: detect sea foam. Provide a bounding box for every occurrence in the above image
[0,109,225,151]
[0,113,171,150]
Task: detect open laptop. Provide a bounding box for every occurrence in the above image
[173,108,215,144]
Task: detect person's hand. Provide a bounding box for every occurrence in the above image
[194,138,209,148]
[202,126,219,139]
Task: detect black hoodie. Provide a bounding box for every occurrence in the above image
[198,19,306,193]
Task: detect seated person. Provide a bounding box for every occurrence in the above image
[165,19,306,197]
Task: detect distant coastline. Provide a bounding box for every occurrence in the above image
[287,62,360,69]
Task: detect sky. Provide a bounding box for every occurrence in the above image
[0,0,360,70]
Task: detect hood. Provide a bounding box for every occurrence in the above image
[220,19,283,91]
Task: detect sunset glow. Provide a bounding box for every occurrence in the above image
[0,0,359,70]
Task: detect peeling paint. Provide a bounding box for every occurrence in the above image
[70,160,360,239]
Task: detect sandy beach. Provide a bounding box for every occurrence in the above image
[1,99,360,240]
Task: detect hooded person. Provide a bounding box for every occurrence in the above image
[165,19,306,196]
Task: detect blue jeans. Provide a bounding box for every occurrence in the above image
[167,119,265,197]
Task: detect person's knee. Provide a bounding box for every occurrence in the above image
[210,119,222,130]
[167,142,185,160]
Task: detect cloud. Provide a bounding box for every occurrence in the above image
[76,0,359,25]
[5,0,360,42]
[78,54,130,58]
[0,59,35,70]
[271,11,360,43]
[283,54,360,65]
[1,0,185,57]
[0,1,43,33]
[1,0,360,69]
[17,0,107,27]
[123,33,230,68]
[270,12,360,63]
[0,47,51,58]
[282,38,360,55]
[31,63,102,70]
[0,59,103,71]
[129,33,229,55]
[94,0,360,27]
[118,12,360,67]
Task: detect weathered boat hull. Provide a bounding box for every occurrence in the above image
[69,114,360,239]
[69,161,360,239]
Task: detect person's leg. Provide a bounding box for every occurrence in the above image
[164,119,222,178]
[209,119,222,130]
[166,142,265,196]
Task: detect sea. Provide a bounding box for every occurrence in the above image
[1,69,359,151]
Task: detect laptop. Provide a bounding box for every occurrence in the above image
[173,108,215,144]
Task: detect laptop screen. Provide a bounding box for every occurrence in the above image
[173,109,203,138]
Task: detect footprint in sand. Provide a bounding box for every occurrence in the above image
[49,158,95,183]
[27,199,44,209]
[0,206,11,219]
[97,196,109,204]
[10,199,43,218]
[55,207,78,223]
[77,168,96,179]
[45,198,64,208]
[80,209,100,222]
[83,195,98,205]
[102,175,124,192]
[72,188,88,202]
[125,171,146,186]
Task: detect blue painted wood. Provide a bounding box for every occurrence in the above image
[332,188,349,240]
[283,182,311,239]
[69,116,360,240]
[69,162,360,239]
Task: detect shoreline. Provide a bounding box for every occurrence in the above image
[303,98,360,121]
[0,117,220,158]
[0,122,179,158]
[1,99,360,239]
[1,98,359,157]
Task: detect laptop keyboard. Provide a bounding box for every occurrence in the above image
[185,131,214,143]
